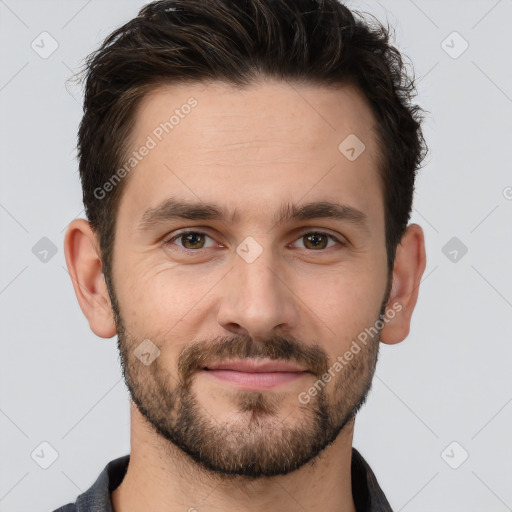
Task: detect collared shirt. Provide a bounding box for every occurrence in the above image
[52,447,393,511]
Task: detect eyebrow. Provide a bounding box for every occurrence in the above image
[136,197,370,234]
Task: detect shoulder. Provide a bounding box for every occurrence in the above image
[49,454,129,512]
[50,505,76,512]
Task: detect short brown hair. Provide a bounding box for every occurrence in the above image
[74,0,427,290]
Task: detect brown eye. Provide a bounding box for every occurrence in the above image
[180,232,206,249]
[303,233,328,250]
[165,231,215,251]
[293,231,343,251]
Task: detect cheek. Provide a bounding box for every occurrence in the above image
[113,259,176,332]
[305,267,386,354]
[115,258,218,340]
[309,263,384,311]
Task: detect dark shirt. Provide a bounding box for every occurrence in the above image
[52,447,393,511]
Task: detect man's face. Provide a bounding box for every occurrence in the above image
[108,79,390,478]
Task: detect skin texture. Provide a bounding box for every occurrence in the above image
[64,78,426,512]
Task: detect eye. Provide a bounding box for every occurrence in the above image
[164,230,217,251]
[163,230,345,253]
[292,231,344,250]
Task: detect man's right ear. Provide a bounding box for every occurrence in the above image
[64,219,117,338]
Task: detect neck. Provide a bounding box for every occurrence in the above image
[111,403,357,512]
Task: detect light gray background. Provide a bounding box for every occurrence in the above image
[1,0,511,510]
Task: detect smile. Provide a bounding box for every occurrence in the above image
[202,358,310,389]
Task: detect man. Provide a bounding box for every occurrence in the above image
[58,0,427,510]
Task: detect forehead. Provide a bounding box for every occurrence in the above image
[118,79,384,231]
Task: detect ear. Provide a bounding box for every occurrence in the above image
[63,219,117,338]
[380,223,426,345]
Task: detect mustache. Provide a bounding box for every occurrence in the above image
[177,334,329,387]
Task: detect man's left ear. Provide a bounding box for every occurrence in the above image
[380,223,426,345]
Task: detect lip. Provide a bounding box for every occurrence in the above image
[201,358,310,390]
[204,358,307,373]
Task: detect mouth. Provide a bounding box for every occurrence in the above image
[201,358,311,389]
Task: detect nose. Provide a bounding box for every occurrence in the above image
[216,247,300,340]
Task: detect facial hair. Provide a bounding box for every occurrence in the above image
[107,276,389,479]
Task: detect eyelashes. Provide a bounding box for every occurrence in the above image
[164,229,346,253]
